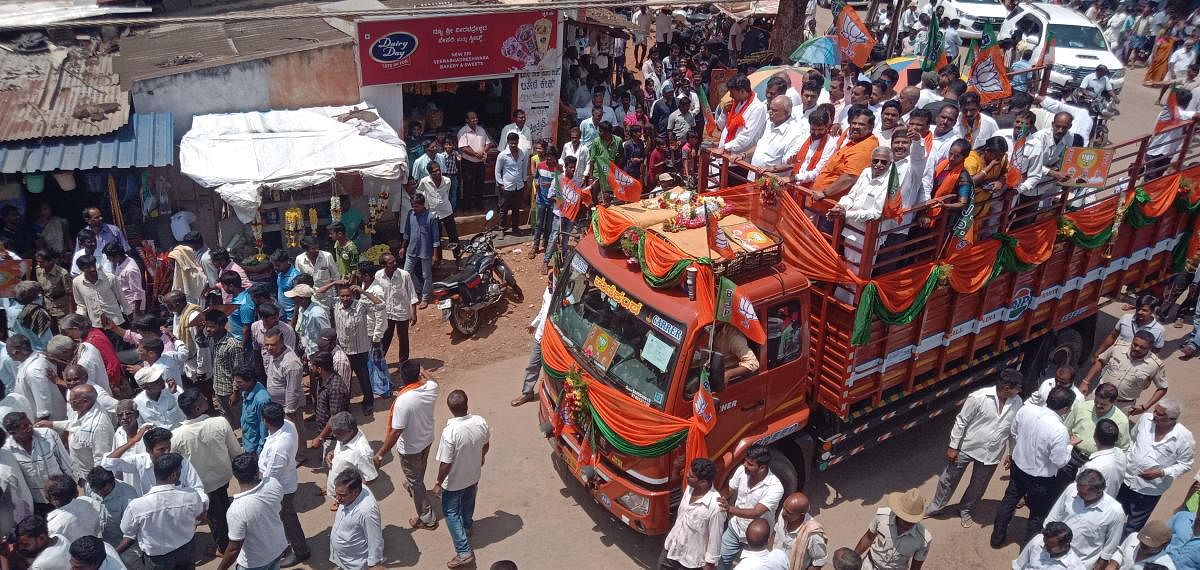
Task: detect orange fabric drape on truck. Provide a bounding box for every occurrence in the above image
[946,239,1003,293]
[642,230,691,280]
[1009,219,1058,265]
[594,205,632,246]
[1062,195,1121,235]
[714,184,864,286]
[1139,173,1183,219]
[871,261,942,313]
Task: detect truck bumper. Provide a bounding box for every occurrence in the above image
[538,389,674,535]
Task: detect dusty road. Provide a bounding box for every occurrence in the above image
[188,16,1200,570]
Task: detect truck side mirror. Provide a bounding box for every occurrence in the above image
[708,351,726,393]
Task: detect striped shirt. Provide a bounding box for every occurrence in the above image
[314,371,351,438]
[211,334,248,397]
[333,298,380,356]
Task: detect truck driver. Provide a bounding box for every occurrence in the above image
[696,323,760,384]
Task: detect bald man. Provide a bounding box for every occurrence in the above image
[751,95,806,172]
[38,382,113,479]
[736,518,789,569]
[61,364,117,417]
[899,86,921,121]
[773,492,828,569]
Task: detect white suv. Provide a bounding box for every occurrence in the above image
[918,0,1008,40]
[999,2,1126,93]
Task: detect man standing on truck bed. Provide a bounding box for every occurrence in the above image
[717,444,784,569]
[991,387,1075,548]
[925,369,1023,529]
[1079,331,1168,417]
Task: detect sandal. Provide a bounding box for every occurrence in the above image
[410,517,438,530]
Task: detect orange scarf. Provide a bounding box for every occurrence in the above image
[792,135,829,174]
[930,158,966,217]
[723,100,749,143]
[961,116,979,147]
[923,132,933,153]
[384,380,427,440]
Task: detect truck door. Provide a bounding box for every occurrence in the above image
[684,322,769,453]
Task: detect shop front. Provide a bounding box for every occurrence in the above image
[357,9,564,215]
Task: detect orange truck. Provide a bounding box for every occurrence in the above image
[535,115,1200,536]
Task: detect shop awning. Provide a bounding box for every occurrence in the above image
[0,112,174,174]
[716,0,779,19]
[179,103,407,223]
[569,8,634,30]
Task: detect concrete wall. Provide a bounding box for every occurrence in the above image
[130,43,361,141]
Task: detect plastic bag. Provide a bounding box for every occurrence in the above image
[369,345,391,396]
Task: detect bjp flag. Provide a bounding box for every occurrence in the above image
[558,174,590,221]
[607,162,643,202]
[715,276,767,345]
[968,45,1012,105]
[1156,87,1186,134]
[881,164,903,222]
[835,7,876,68]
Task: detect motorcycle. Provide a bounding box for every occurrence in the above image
[431,210,524,336]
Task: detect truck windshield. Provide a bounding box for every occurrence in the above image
[1048,24,1108,51]
[551,254,684,409]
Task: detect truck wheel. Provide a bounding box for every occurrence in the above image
[1048,328,1085,370]
[769,448,801,495]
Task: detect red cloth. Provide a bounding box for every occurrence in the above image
[86,328,123,390]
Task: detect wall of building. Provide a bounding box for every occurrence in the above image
[130,43,361,142]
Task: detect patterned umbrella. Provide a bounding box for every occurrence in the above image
[719,66,815,105]
[883,56,921,90]
[790,35,839,66]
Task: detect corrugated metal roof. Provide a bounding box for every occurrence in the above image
[0,112,174,174]
[113,8,353,86]
[0,0,151,27]
[0,49,130,143]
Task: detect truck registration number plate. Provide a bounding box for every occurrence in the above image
[437,299,453,309]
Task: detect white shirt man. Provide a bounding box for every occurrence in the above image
[1123,411,1195,498]
[718,97,768,155]
[726,464,785,542]
[51,400,114,479]
[662,483,725,568]
[16,351,66,421]
[132,387,184,430]
[227,477,289,569]
[499,121,533,155]
[1028,377,1085,408]
[327,429,377,496]
[772,511,828,569]
[47,494,103,542]
[1081,71,1116,97]
[294,250,338,302]
[258,420,299,496]
[1017,126,1073,198]
[172,413,243,495]
[437,412,491,492]
[119,483,205,557]
[1012,532,1086,570]
[1082,446,1128,498]
[1170,42,1197,80]
[4,426,75,504]
[1149,106,1199,159]
[1010,404,1072,478]
[735,546,790,569]
[72,270,129,326]
[794,128,838,184]
[330,484,384,569]
[1045,481,1125,567]
[28,534,72,570]
[1114,313,1167,350]
[390,380,439,456]
[1109,530,1177,569]
[100,452,207,505]
[836,162,891,267]
[1040,98,1093,144]
[372,266,418,325]
[890,137,930,233]
[750,116,805,170]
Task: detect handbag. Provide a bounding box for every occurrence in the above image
[369,345,391,396]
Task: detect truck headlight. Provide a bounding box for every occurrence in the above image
[617,492,650,515]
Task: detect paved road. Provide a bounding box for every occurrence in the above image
[190,19,1197,570]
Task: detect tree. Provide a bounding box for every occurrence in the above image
[769,0,810,60]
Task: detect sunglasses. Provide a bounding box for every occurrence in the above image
[872,159,892,166]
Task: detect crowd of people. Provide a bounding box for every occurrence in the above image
[1,1,1200,569]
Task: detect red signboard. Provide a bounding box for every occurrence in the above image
[357,11,559,86]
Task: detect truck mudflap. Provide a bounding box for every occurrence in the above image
[814,344,1025,470]
[538,385,676,535]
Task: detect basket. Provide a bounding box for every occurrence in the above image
[710,231,783,278]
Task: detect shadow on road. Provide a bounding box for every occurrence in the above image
[547,450,664,569]
[471,509,524,549]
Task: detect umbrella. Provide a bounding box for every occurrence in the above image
[790,35,839,66]
[882,56,920,90]
[720,66,814,104]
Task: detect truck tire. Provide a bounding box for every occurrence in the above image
[769,446,802,495]
[1048,328,1085,370]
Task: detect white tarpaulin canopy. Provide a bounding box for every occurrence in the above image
[180,103,408,222]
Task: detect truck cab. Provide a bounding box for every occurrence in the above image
[537,203,813,535]
[918,0,1008,40]
[1000,2,1126,93]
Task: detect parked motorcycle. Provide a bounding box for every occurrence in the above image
[431,211,524,336]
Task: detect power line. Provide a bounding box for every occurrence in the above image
[0,1,729,31]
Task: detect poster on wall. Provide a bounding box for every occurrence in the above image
[358,11,560,86]
[518,70,562,143]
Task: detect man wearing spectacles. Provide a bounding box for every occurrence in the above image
[828,146,894,271]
